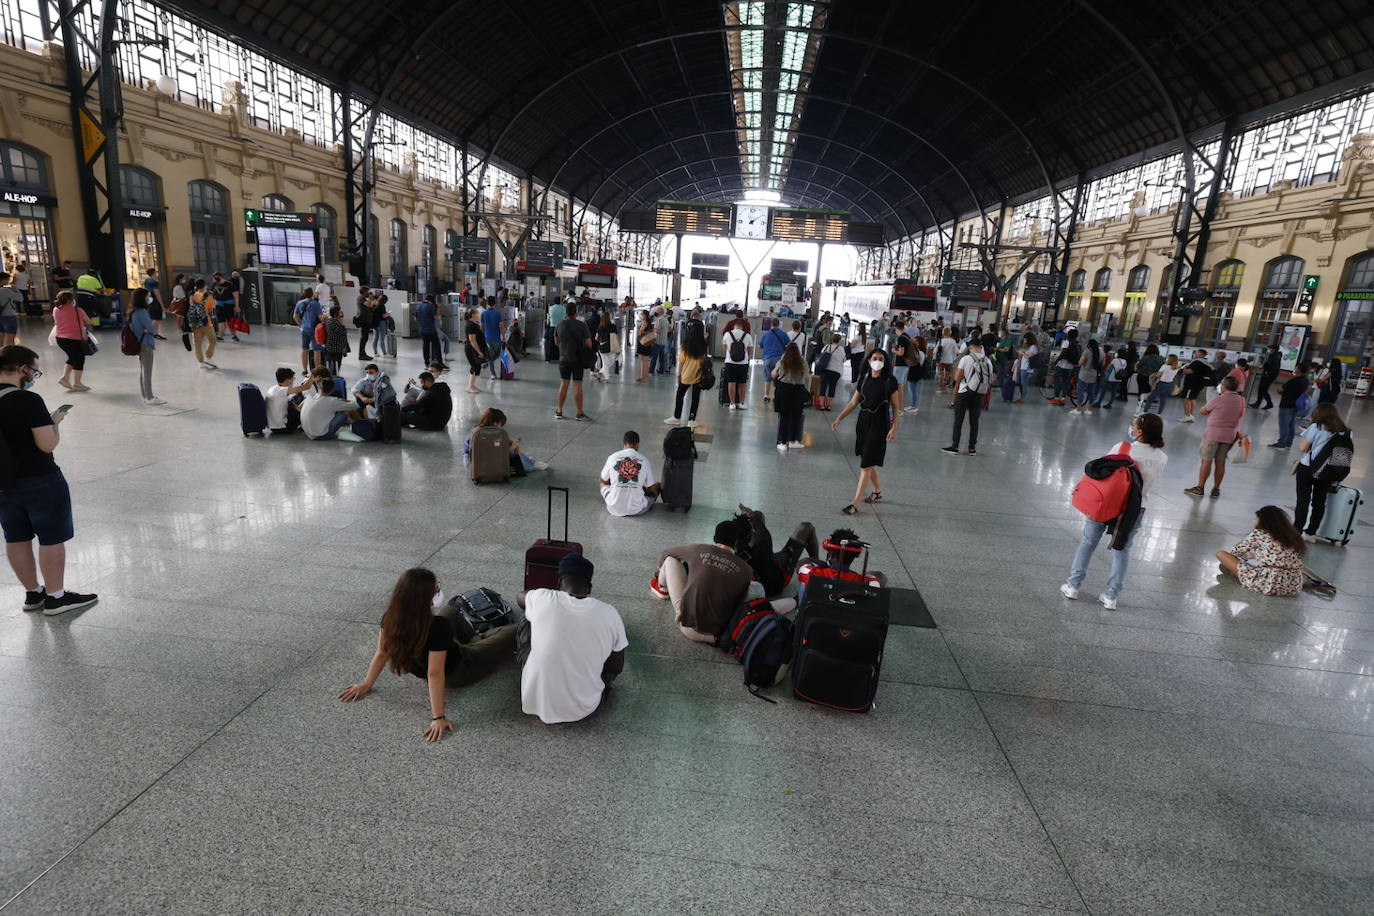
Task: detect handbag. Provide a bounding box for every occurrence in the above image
[227,315,250,335]
[697,360,716,391]
[83,334,98,356]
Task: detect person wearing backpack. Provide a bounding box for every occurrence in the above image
[813,333,845,411]
[1293,403,1352,541]
[0,345,98,616]
[1061,412,1167,611]
[941,337,993,456]
[1314,357,1344,406]
[758,318,790,404]
[721,321,753,409]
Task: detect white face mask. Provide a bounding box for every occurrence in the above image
[869,359,885,372]
[1127,427,1138,441]
[431,589,445,610]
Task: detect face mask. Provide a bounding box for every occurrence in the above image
[869,360,885,372]
[1127,427,1138,441]
[431,589,445,610]
[367,374,378,382]
[21,376,34,391]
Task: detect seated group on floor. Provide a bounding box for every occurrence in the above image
[337,503,890,739]
[259,362,452,441]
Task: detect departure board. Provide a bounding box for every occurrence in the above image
[653,200,733,236]
[769,208,849,242]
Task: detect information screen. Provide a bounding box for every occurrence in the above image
[769,208,849,242]
[257,227,318,267]
[654,200,733,236]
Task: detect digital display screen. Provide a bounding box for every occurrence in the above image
[257,227,318,267]
[654,200,733,236]
[769,208,848,242]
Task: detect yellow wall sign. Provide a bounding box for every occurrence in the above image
[78,109,105,163]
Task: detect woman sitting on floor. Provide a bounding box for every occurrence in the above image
[1215,505,1306,598]
[463,407,548,475]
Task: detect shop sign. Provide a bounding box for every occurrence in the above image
[1335,290,1374,300]
[125,207,164,221]
[2,190,58,208]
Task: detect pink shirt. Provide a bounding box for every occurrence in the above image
[1226,366,1247,392]
[53,305,90,340]
[1201,391,1246,443]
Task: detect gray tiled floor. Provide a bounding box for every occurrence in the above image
[3,321,1373,914]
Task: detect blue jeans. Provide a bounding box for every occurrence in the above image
[1067,515,1140,600]
[906,376,921,409]
[1053,366,1072,398]
[649,343,666,374]
[1019,369,1034,399]
[1141,381,1171,415]
[1075,381,1099,407]
[1097,379,1116,407]
[484,337,501,376]
[1276,407,1297,447]
[317,412,351,440]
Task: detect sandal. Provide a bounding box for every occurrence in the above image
[863,491,883,504]
[1184,487,1204,497]
[1210,488,1221,499]
[841,504,858,516]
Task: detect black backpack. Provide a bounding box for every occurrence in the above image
[728,330,747,362]
[663,426,697,460]
[716,598,795,701]
[1312,430,1354,483]
[444,587,515,642]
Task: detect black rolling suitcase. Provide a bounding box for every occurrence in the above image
[661,427,696,512]
[237,383,268,436]
[791,547,890,712]
[380,400,402,444]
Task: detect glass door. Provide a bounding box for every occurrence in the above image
[1332,298,1374,361]
[0,215,54,305]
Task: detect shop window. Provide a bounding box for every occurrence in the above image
[187,180,229,276]
[388,218,407,281]
[1069,269,1085,291]
[1,142,46,188]
[1092,267,1112,291]
[311,203,336,262]
[1346,251,1374,289]
[1214,259,1244,288]
[1265,256,1304,289]
[119,166,161,207]
[262,193,293,212]
[1126,265,1150,292]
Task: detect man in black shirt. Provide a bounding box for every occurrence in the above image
[210,271,239,341]
[732,504,819,604]
[1252,344,1282,409]
[400,372,452,430]
[554,301,593,421]
[0,346,97,616]
[1268,361,1311,449]
[1179,349,1212,423]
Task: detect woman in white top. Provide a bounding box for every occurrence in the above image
[1140,354,1180,416]
[1294,402,1350,539]
[1060,412,1168,610]
[1015,332,1039,403]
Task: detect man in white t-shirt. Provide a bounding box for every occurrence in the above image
[942,337,993,456]
[722,322,754,409]
[313,274,331,302]
[936,327,959,393]
[599,431,659,516]
[299,378,363,441]
[265,367,311,433]
[520,554,628,724]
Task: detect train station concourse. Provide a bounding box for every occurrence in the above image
[2,1,1374,913]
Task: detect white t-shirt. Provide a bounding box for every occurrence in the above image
[1020,344,1039,372]
[956,353,993,394]
[299,393,353,439]
[723,329,753,364]
[520,588,628,724]
[786,330,805,352]
[1117,441,1167,506]
[1158,365,1179,384]
[938,337,959,363]
[265,384,292,429]
[314,282,331,301]
[600,447,657,517]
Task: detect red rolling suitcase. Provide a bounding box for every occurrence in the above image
[524,487,583,592]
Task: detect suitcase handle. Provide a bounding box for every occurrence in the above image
[547,486,570,542]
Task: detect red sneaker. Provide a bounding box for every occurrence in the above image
[649,575,669,600]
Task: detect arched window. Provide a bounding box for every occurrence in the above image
[262,193,293,212]
[1265,256,1304,289]
[1069,269,1086,291]
[1092,267,1112,291]
[0,141,47,188]
[119,166,161,207]
[388,218,407,280]
[1126,265,1150,292]
[1346,251,1374,289]
[311,203,337,263]
[422,224,436,278]
[1214,260,1245,288]
[187,180,229,275]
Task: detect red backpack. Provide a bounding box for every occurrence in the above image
[313,321,327,346]
[1071,443,1134,522]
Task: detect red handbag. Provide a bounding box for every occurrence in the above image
[228,316,251,335]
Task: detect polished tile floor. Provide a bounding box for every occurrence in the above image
[3,322,1372,915]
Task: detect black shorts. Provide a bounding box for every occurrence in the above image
[559,362,585,381]
[758,536,806,596]
[723,362,749,385]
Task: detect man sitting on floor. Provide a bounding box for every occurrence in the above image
[599,430,660,516]
[401,371,452,430]
[520,554,628,725]
[299,375,364,441]
[732,503,819,608]
[265,367,312,434]
[794,527,886,607]
[651,521,755,643]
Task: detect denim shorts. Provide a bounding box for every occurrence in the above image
[0,471,75,545]
[0,315,17,334]
[763,356,779,380]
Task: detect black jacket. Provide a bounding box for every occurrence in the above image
[1263,349,1281,375]
[405,382,452,427]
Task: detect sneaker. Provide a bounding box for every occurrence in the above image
[43,591,98,616]
[649,576,669,600]
[664,416,682,424]
[575,413,590,421]
[142,397,167,406]
[231,335,240,342]
[902,406,918,413]
[789,441,804,450]
[216,336,224,341]
[1098,593,1117,611]
[204,360,218,369]
[22,588,45,612]
[1059,583,1078,600]
[1180,415,1195,423]
[941,445,959,454]
[763,396,771,403]
[1084,408,1094,415]
[968,447,977,455]
[532,460,550,471]
[199,362,213,370]
[777,442,788,453]
[337,429,364,442]
[555,411,566,420]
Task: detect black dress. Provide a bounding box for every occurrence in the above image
[854,374,898,468]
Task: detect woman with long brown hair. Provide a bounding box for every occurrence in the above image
[338,568,518,741]
[1216,506,1306,597]
[1293,402,1351,539]
[771,343,810,451]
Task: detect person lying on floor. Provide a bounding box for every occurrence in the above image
[731,503,819,607]
[794,528,886,607]
[338,567,519,742]
[651,520,755,643]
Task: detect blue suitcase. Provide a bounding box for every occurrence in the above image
[238,383,268,437]
[331,376,346,399]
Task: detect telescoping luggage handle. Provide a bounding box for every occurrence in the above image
[547,486,570,543]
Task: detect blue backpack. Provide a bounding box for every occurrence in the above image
[715,598,795,701]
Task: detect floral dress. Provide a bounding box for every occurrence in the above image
[1233,529,1304,597]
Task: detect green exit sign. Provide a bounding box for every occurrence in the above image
[1303,274,1319,290]
[1296,274,1319,314]
[243,208,260,225]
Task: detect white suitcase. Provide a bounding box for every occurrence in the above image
[1315,485,1363,546]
